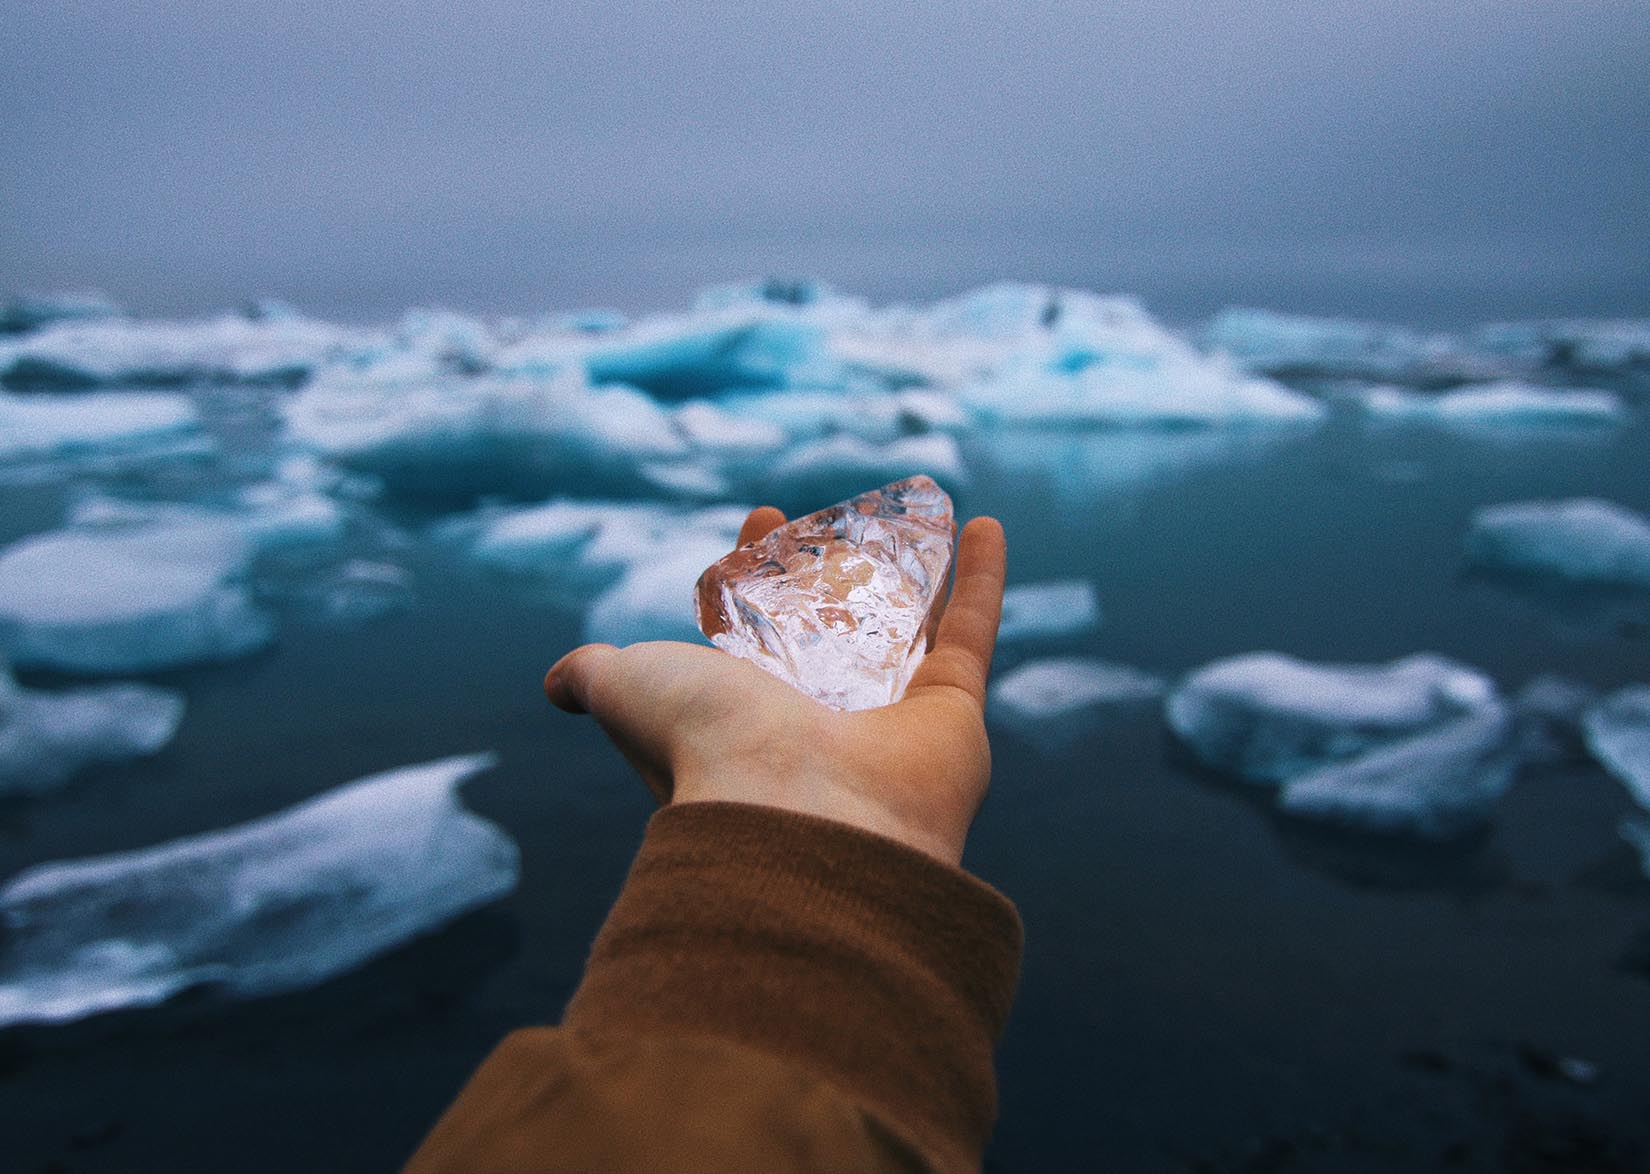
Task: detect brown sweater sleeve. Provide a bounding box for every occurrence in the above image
[406,801,1023,1173]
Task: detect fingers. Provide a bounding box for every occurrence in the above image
[906,516,1006,708]
[736,506,787,548]
[544,643,620,714]
[922,519,957,650]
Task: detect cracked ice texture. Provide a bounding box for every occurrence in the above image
[696,476,954,711]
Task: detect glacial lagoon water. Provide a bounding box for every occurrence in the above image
[1,289,1648,1170]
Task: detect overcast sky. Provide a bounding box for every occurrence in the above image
[3,0,1646,323]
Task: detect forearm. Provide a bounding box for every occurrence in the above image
[408,801,1022,1173]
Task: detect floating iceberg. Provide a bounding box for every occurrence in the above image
[1352,382,1625,429]
[0,310,360,390]
[1204,308,1472,382]
[990,658,1164,722]
[0,477,344,673]
[1166,652,1498,784]
[283,372,690,502]
[997,581,1102,643]
[1465,499,1650,589]
[1277,707,1519,840]
[959,362,1324,429]
[1473,319,1650,374]
[0,292,120,336]
[760,433,967,511]
[0,392,203,465]
[0,754,516,1027]
[585,318,833,399]
[0,664,184,799]
[583,511,747,647]
[1583,686,1650,812]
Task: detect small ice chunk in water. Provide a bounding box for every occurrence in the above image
[1277,707,1519,840]
[1583,685,1650,813]
[1166,652,1498,784]
[697,476,955,711]
[1466,499,1650,589]
[997,581,1101,642]
[990,658,1164,721]
[0,519,274,674]
[0,663,184,798]
[0,754,516,1027]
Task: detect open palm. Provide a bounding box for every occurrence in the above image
[544,506,1007,864]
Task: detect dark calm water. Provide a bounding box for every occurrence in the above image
[2,411,1648,1172]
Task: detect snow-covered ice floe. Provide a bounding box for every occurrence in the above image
[0,292,121,336]
[1465,499,1650,589]
[0,479,344,673]
[1204,308,1476,382]
[449,499,749,646]
[0,753,515,1027]
[1167,651,1526,839]
[1473,319,1650,374]
[991,658,1164,722]
[0,392,204,465]
[0,663,183,799]
[1166,653,1499,784]
[997,581,1102,643]
[1351,382,1626,429]
[1277,708,1518,840]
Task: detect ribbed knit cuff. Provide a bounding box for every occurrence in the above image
[562,801,1022,1173]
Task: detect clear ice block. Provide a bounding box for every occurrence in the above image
[695,476,955,710]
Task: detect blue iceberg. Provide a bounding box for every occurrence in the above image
[997,581,1102,643]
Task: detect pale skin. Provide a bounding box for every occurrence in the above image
[544,508,1008,865]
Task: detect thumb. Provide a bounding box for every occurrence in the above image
[544,643,620,715]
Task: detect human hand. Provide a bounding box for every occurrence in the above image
[544,507,1007,865]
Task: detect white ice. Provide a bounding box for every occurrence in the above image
[0,662,184,799]
[1165,652,1499,784]
[990,657,1164,722]
[0,310,362,389]
[1465,499,1650,589]
[1204,308,1470,380]
[1473,319,1650,372]
[1,292,120,336]
[997,581,1102,643]
[0,477,345,673]
[0,754,515,1027]
[1583,685,1650,813]
[959,362,1324,429]
[761,434,968,510]
[0,392,203,464]
[1352,382,1625,429]
[1277,706,1519,840]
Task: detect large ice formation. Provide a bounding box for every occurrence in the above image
[0,292,120,336]
[1465,499,1650,588]
[1353,382,1625,429]
[1165,652,1498,784]
[0,754,515,1027]
[0,392,203,465]
[0,663,184,798]
[1583,686,1650,812]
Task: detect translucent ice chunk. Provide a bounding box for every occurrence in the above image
[696,476,955,711]
[1353,382,1625,429]
[0,754,515,1027]
[1466,499,1650,588]
[1165,652,1498,784]
[0,663,184,798]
